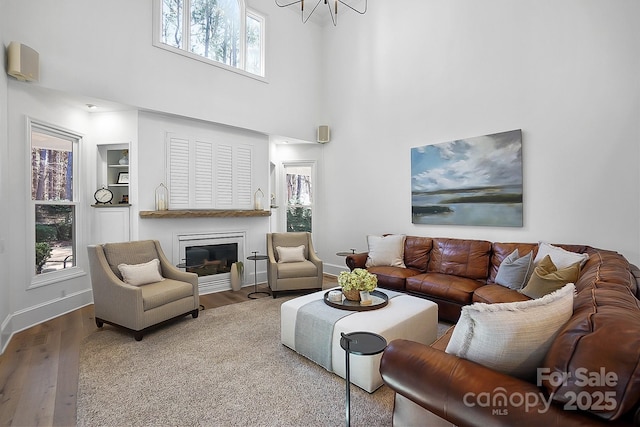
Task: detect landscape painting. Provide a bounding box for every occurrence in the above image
[411,129,523,227]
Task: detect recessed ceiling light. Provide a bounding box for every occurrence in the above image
[86,104,97,110]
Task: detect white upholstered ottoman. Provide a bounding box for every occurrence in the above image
[281,288,438,393]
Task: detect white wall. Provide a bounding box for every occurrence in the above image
[137,112,271,284]
[1,0,324,142]
[89,110,139,241]
[318,0,640,268]
[5,83,94,342]
[270,142,335,264]
[0,0,12,351]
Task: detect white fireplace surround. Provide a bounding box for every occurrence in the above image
[174,231,246,295]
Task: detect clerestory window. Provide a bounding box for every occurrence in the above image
[155,0,265,78]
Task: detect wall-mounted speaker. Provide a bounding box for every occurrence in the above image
[317,125,330,144]
[7,41,40,82]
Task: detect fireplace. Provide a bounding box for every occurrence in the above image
[175,231,245,294]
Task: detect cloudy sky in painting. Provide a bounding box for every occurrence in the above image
[411,130,522,192]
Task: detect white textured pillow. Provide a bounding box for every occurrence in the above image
[534,242,589,269]
[445,283,575,380]
[276,245,306,263]
[365,235,406,268]
[118,259,164,286]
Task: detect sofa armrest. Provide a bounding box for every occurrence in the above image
[380,339,606,427]
[346,252,368,270]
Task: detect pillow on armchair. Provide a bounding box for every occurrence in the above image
[117,258,164,286]
[276,245,306,263]
[365,235,406,268]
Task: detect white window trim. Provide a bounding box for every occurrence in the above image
[246,8,266,78]
[151,0,268,82]
[26,117,86,288]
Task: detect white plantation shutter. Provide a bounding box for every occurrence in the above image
[166,133,253,209]
[236,146,252,207]
[167,136,190,209]
[215,144,234,207]
[194,140,214,207]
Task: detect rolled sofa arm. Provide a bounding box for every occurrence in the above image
[380,339,605,427]
[345,252,368,270]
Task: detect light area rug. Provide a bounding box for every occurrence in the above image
[77,296,396,426]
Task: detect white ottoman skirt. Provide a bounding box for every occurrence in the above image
[281,288,438,393]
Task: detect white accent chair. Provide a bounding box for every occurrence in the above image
[87,240,199,341]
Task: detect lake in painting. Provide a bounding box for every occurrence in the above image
[411,130,523,227]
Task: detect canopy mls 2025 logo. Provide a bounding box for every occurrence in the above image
[411,129,523,227]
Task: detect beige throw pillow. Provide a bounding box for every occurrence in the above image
[520,255,580,299]
[365,235,406,268]
[276,245,306,263]
[445,283,575,380]
[117,259,164,286]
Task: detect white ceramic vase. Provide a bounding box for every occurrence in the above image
[230,262,242,291]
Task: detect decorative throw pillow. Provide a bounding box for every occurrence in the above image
[494,249,534,290]
[520,255,580,299]
[445,283,575,380]
[365,235,406,268]
[534,242,589,269]
[118,259,164,286]
[276,245,306,263]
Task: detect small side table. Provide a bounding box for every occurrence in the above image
[247,251,270,299]
[340,332,387,427]
[336,249,357,257]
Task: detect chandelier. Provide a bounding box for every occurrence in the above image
[275,0,367,26]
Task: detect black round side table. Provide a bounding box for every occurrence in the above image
[247,251,270,299]
[340,331,387,427]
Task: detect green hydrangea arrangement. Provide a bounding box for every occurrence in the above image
[338,268,378,292]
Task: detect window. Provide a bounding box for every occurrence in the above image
[157,0,265,78]
[284,163,314,233]
[30,121,79,277]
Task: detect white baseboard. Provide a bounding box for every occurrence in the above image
[323,262,348,277]
[0,288,93,355]
[0,314,11,355]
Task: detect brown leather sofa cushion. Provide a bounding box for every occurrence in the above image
[367,266,421,291]
[406,272,484,305]
[428,238,492,280]
[472,283,531,304]
[403,236,432,272]
[543,249,640,421]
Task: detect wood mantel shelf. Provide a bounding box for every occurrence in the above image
[139,209,271,218]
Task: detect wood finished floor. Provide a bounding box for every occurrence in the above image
[0,278,337,427]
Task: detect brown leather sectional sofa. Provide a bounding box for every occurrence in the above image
[346,236,640,426]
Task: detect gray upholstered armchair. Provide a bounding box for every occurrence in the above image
[267,232,323,298]
[87,240,199,341]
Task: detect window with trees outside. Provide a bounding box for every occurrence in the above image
[158,0,265,77]
[284,164,313,233]
[31,122,79,277]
